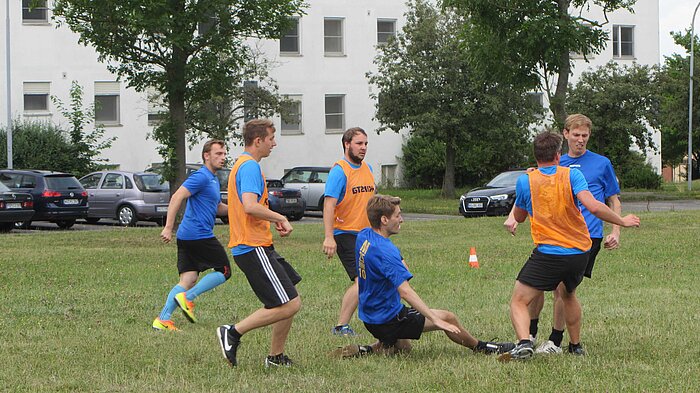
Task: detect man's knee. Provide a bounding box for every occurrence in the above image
[278,296,301,318]
[215,265,232,280]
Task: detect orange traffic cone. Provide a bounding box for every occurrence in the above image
[468,247,480,268]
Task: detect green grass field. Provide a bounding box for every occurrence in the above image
[2,212,699,392]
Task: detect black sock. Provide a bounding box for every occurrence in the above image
[267,353,283,360]
[529,318,539,337]
[518,339,531,346]
[569,342,581,349]
[549,328,564,347]
[359,345,373,355]
[475,340,487,351]
[229,326,242,340]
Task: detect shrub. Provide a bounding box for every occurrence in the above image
[617,152,663,189]
[0,120,77,173]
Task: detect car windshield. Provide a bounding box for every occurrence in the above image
[216,169,230,191]
[486,171,524,188]
[0,182,10,192]
[134,174,169,192]
[46,175,82,190]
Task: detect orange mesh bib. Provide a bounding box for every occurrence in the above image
[227,155,272,248]
[528,167,592,251]
[334,160,375,232]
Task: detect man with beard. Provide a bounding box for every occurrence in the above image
[323,127,375,337]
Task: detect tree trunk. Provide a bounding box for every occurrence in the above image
[168,0,188,195]
[551,0,572,130]
[441,140,456,198]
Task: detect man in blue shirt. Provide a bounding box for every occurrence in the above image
[153,140,231,331]
[331,195,514,358]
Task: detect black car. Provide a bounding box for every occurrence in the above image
[266,179,306,221]
[0,169,89,229]
[0,182,34,232]
[458,170,526,217]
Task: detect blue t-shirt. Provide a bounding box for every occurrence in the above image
[324,160,373,235]
[231,154,267,256]
[356,227,413,325]
[560,150,620,238]
[515,166,589,255]
[176,166,221,240]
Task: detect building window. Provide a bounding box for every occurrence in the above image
[94,81,120,125]
[613,25,634,58]
[23,82,50,113]
[280,17,300,55]
[324,18,344,56]
[325,94,345,132]
[22,0,48,23]
[377,19,396,45]
[381,164,398,187]
[281,95,302,134]
[528,92,545,119]
[147,87,167,126]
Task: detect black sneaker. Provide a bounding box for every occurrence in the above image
[265,353,293,368]
[216,325,241,367]
[497,341,534,362]
[478,341,516,355]
[568,343,586,356]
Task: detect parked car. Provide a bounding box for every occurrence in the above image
[0,182,34,232]
[458,170,526,217]
[0,169,88,229]
[79,170,170,226]
[266,179,306,221]
[279,166,330,211]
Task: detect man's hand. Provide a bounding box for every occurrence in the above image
[433,318,461,334]
[620,214,640,228]
[275,220,293,237]
[603,233,620,249]
[323,236,337,259]
[504,216,519,236]
[160,228,173,243]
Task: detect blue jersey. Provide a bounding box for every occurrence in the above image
[560,150,620,238]
[515,166,589,255]
[176,166,221,240]
[231,153,266,256]
[356,227,413,325]
[324,160,373,235]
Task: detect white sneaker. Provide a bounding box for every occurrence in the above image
[535,340,563,354]
[529,334,537,345]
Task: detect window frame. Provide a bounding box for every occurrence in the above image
[324,94,345,133]
[612,25,635,59]
[324,18,345,56]
[377,19,397,46]
[22,0,49,24]
[94,81,121,126]
[281,95,303,135]
[23,82,50,115]
[280,17,301,56]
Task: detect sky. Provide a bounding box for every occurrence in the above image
[660,0,697,60]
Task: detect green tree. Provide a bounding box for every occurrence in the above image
[657,31,700,178]
[368,0,539,197]
[52,0,305,190]
[52,80,116,177]
[567,62,659,173]
[445,0,636,128]
[0,120,76,172]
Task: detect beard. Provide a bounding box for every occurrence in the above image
[347,150,364,165]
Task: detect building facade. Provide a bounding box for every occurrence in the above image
[1,0,661,182]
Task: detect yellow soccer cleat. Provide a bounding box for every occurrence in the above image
[174,292,197,323]
[152,318,179,331]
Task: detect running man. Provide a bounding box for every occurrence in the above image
[332,195,514,359]
[322,127,375,337]
[217,119,302,368]
[153,139,231,331]
[499,132,639,361]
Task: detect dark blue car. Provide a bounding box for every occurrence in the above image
[458,170,526,217]
[266,179,306,221]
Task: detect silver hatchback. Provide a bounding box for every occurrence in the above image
[79,171,170,226]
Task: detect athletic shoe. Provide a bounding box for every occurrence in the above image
[535,340,563,354]
[152,318,179,331]
[216,325,241,367]
[529,334,537,345]
[329,344,374,359]
[265,353,293,368]
[497,341,534,362]
[331,324,358,337]
[477,341,516,355]
[568,343,586,356]
[174,292,197,323]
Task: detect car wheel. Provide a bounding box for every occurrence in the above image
[220,216,229,224]
[14,220,31,229]
[117,205,138,226]
[154,217,165,226]
[85,217,100,224]
[288,213,303,221]
[318,196,325,210]
[56,220,76,229]
[0,222,13,232]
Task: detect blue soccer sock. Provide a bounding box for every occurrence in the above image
[158,284,185,321]
[186,271,226,301]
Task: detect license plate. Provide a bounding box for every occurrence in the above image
[285,198,298,204]
[156,206,168,213]
[467,202,483,209]
[6,202,21,209]
[64,199,79,205]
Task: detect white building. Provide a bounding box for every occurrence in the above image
[1,0,661,182]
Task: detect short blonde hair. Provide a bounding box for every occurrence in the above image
[564,114,592,132]
[367,194,401,229]
[243,119,275,146]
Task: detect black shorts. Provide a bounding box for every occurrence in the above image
[335,233,358,281]
[233,246,301,309]
[364,306,425,347]
[177,237,230,275]
[584,238,603,278]
[516,248,589,293]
